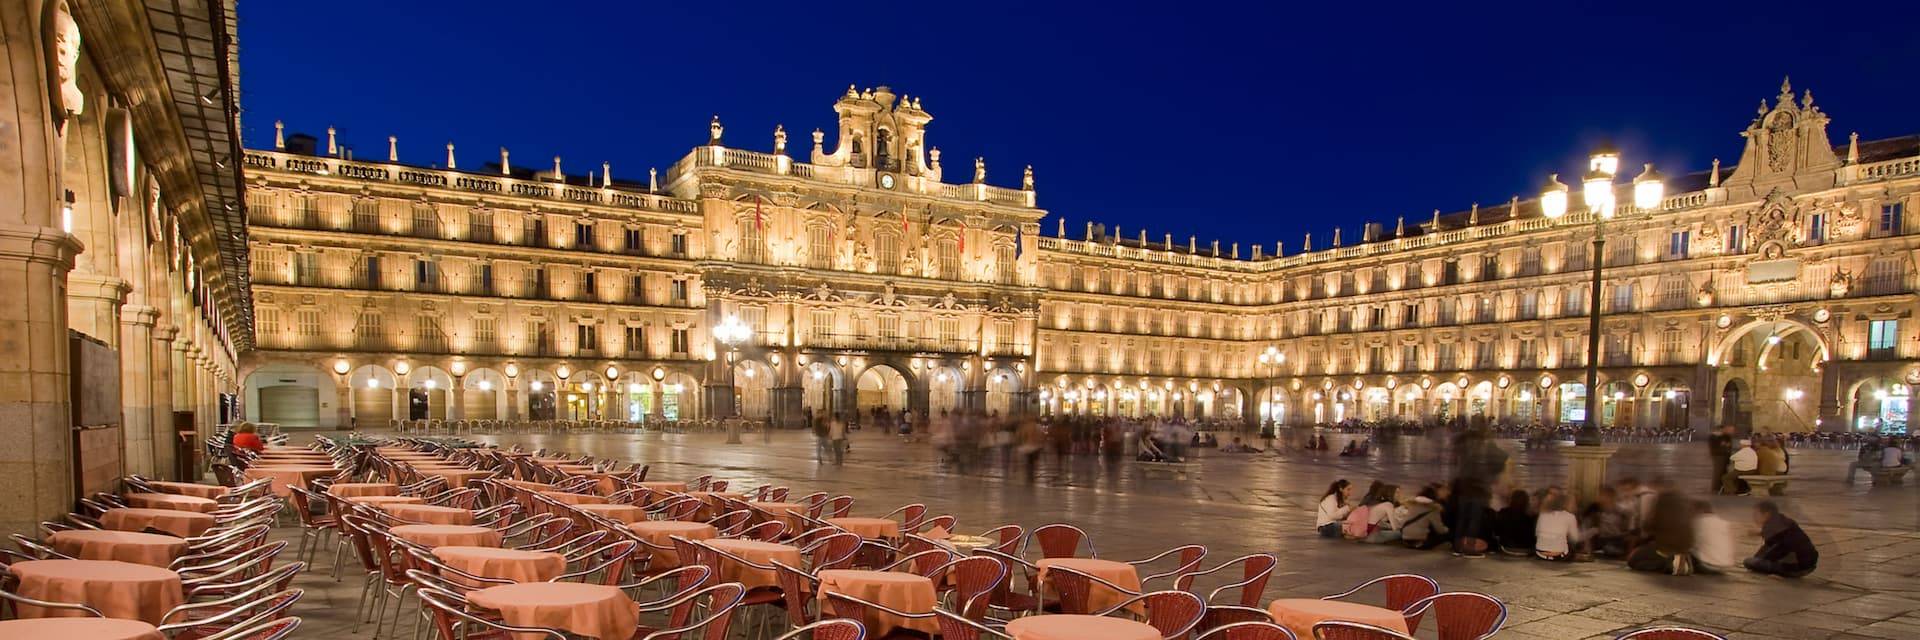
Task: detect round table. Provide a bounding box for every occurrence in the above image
[817,569,939,635]
[7,560,183,624]
[468,582,639,640]
[637,481,687,492]
[540,491,608,506]
[121,493,217,513]
[100,508,215,538]
[1266,598,1410,638]
[704,539,801,589]
[346,495,426,506]
[1037,558,1142,614]
[627,521,717,568]
[434,546,566,583]
[1005,614,1159,640]
[391,524,503,548]
[571,503,646,524]
[750,502,810,532]
[0,617,164,640]
[328,482,400,498]
[243,465,339,496]
[47,531,187,567]
[826,517,901,540]
[141,481,225,500]
[382,504,477,525]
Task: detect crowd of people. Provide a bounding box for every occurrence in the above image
[1315,425,1823,578]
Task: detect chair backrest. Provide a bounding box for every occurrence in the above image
[824,495,855,518]
[1047,565,1132,614]
[1404,592,1506,640]
[1324,574,1438,630]
[934,609,1014,640]
[773,618,865,640]
[1197,621,1298,640]
[1105,590,1205,639]
[772,561,819,628]
[1179,553,1278,608]
[980,524,1024,554]
[1614,628,1728,640]
[942,556,1008,620]
[1030,523,1092,558]
[1311,620,1415,640]
[417,588,566,640]
[203,615,302,640]
[807,532,864,570]
[641,582,747,640]
[1198,606,1275,634]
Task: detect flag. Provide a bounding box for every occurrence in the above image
[1015,227,1023,259]
[958,219,966,254]
[754,196,763,231]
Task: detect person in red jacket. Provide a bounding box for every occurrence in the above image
[231,422,266,453]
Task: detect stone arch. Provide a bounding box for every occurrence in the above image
[243,361,332,429]
[800,360,844,421]
[347,364,398,426]
[1718,376,1753,430]
[522,368,560,420]
[926,365,964,417]
[1710,318,1831,367]
[854,363,911,418]
[730,359,775,420]
[985,366,1021,417]
[404,365,454,420]
[1651,377,1692,429]
[1844,376,1913,434]
[462,367,507,420]
[659,371,701,421]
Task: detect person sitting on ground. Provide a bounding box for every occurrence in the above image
[1580,486,1631,557]
[1396,483,1450,549]
[1534,492,1587,561]
[1343,481,1389,540]
[1627,480,1696,575]
[1492,489,1537,556]
[1220,437,1262,454]
[1756,436,1788,476]
[1744,501,1818,578]
[1137,433,1168,462]
[1727,439,1759,495]
[1339,440,1361,457]
[1316,479,1355,538]
[1690,500,1735,574]
[230,421,266,453]
[1364,483,1404,544]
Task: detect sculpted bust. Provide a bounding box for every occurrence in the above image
[45,0,85,129]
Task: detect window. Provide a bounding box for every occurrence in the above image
[1607,237,1636,266]
[527,217,547,248]
[1518,291,1539,319]
[1610,282,1635,312]
[297,310,321,337]
[1605,334,1632,366]
[629,274,646,303]
[360,256,381,288]
[1399,344,1421,370]
[1368,307,1385,330]
[1367,347,1386,372]
[414,259,438,292]
[1561,336,1582,367]
[581,271,597,299]
[469,209,494,242]
[1668,230,1690,259]
[531,267,550,298]
[671,328,689,354]
[352,198,380,232]
[412,203,440,238]
[671,279,688,304]
[356,311,384,347]
[738,218,766,263]
[1475,297,1494,323]
[478,264,495,295]
[1881,203,1907,236]
[995,243,1017,284]
[1565,240,1590,270]
[670,232,687,256]
[807,225,832,269]
[937,317,960,349]
[1441,260,1459,285]
[624,228,643,253]
[1402,303,1420,327]
[1564,285,1588,316]
[625,326,645,355]
[1659,277,1689,310]
[1864,258,1907,295]
[293,253,319,285]
[1869,319,1899,359]
[416,316,447,351]
[1435,343,1457,370]
[529,321,552,354]
[1726,224,1745,254]
[1480,255,1499,280]
[1807,212,1827,244]
[1519,248,1541,276]
[475,317,496,347]
[1474,341,1495,367]
[1661,329,1683,362]
[810,310,834,343]
[1435,300,1457,325]
[257,308,281,337]
[1516,339,1538,368]
[741,306,767,342]
[575,222,595,249]
[576,323,599,354]
[994,319,1015,353]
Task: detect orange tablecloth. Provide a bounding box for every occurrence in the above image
[570,504,646,524]
[142,481,226,500]
[383,504,477,525]
[1005,614,1159,640]
[434,546,566,583]
[1267,598,1409,638]
[392,524,503,548]
[1037,558,1142,614]
[704,539,802,589]
[8,560,183,624]
[100,508,215,538]
[540,491,608,505]
[468,582,638,640]
[500,479,556,491]
[347,495,426,506]
[827,517,901,540]
[627,521,717,568]
[818,569,940,635]
[0,617,164,640]
[422,468,494,485]
[636,481,687,492]
[48,531,187,567]
[751,502,810,532]
[328,482,401,498]
[122,493,218,513]
[243,465,338,496]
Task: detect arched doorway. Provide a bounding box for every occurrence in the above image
[1558,382,1589,424]
[1719,378,1750,430]
[1652,379,1691,429]
[928,367,962,417]
[660,372,699,421]
[348,365,397,427]
[1361,387,1390,420]
[1509,384,1543,424]
[732,361,774,420]
[801,362,840,422]
[244,362,330,429]
[405,366,453,420]
[1849,378,1912,434]
[463,368,505,420]
[1600,381,1635,428]
[1432,383,1461,423]
[856,365,909,418]
[985,368,1020,417]
[1466,382,1494,418]
[524,369,559,421]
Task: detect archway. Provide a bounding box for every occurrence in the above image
[1847,378,1912,434]
[732,361,774,420]
[1432,383,1462,423]
[985,368,1020,417]
[1509,383,1543,424]
[1600,381,1635,428]
[463,368,505,420]
[244,362,330,429]
[524,369,559,421]
[660,372,699,421]
[560,370,608,421]
[404,366,454,420]
[1395,385,1425,421]
[856,365,910,419]
[1719,378,1750,430]
[1466,381,1494,418]
[801,362,841,424]
[1652,379,1691,429]
[1557,382,1589,424]
[1361,387,1391,420]
[348,365,398,427]
[928,366,963,417]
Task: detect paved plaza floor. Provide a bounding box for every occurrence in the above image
[281,428,1920,639]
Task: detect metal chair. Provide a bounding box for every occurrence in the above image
[774,618,866,640]
[1095,590,1207,640]
[1614,627,1728,640]
[1322,574,1438,631]
[1028,523,1094,558]
[1402,591,1506,640]
[1178,553,1278,607]
[1311,620,1416,640]
[1197,621,1298,640]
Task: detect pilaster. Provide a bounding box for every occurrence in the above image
[118,304,158,476]
[0,223,85,541]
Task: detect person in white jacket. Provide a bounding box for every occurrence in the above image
[1534,493,1586,560]
[1690,500,1736,573]
[1316,479,1354,538]
[1727,440,1759,495]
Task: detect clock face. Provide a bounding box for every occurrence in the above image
[879,174,895,189]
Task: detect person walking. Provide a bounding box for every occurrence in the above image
[827,416,849,465]
[1708,425,1735,493]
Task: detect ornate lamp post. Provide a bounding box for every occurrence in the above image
[1257,346,1284,444]
[713,314,752,443]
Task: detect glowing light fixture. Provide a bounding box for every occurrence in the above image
[1632,163,1665,210]
[1539,174,1569,219]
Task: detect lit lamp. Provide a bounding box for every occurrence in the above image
[1256,346,1284,439]
[333,359,351,375]
[712,315,752,440]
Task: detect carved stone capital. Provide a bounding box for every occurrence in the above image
[120,304,160,328]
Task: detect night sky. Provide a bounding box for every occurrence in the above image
[237,1,1920,250]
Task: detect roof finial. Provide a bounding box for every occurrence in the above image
[973,157,987,184]
[499,147,510,175]
[1509,195,1519,218]
[388,135,398,162]
[445,141,456,169]
[709,115,724,145]
[648,167,658,193]
[326,126,338,156]
[1057,218,1066,237]
[1847,132,1859,164]
[1395,216,1405,238]
[1430,208,1441,230]
[1469,202,1480,226]
[274,120,285,150]
[1779,76,1793,102]
[1801,89,1815,110]
[1302,233,1311,253]
[1332,227,1342,247]
[552,156,562,180]
[602,161,612,187]
[1709,158,1721,187]
[1022,165,1034,191]
[773,124,787,155]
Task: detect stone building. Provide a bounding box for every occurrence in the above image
[1,0,249,539]
[241,81,1918,436]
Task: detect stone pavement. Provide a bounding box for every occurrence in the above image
[277,428,1920,639]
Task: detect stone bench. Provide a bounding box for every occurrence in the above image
[1739,474,1790,496]
[1868,465,1911,486]
[1136,460,1201,479]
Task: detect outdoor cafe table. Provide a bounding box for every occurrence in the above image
[1036,558,1142,614]
[0,617,165,640]
[122,492,218,513]
[328,482,400,498]
[8,559,183,624]
[539,491,608,506]
[636,481,687,492]
[826,517,900,540]
[626,521,717,568]
[749,502,809,532]
[392,524,502,548]
[243,465,339,496]
[433,546,566,583]
[48,530,187,567]
[382,504,476,525]
[421,468,494,486]
[467,582,638,640]
[100,508,215,538]
[1266,598,1410,637]
[345,495,425,506]
[704,539,802,589]
[142,481,226,500]
[687,491,744,519]
[1005,614,1159,640]
[817,569,940,635]
[569,503,646,524]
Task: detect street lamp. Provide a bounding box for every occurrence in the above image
[712,314,752,442]
[1257,346,1284,442]
[1543,143,1662,447]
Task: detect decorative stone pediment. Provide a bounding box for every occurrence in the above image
[1723,79,1840,198]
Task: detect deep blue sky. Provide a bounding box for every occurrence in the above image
[237,1,1920,250]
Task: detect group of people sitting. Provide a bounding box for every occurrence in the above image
[1718,429,1793,495]
[1314,476,1820,578]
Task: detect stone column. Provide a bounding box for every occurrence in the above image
[150,325,176,479]
[334,379,352,431]
[1816,367,1842,432]
[118,304,158,476]
[450,384,466,421]
[0,226,84,541]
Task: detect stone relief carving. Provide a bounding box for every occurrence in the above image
[44,0,84,130]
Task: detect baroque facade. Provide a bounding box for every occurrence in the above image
[241,82,1920,435]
